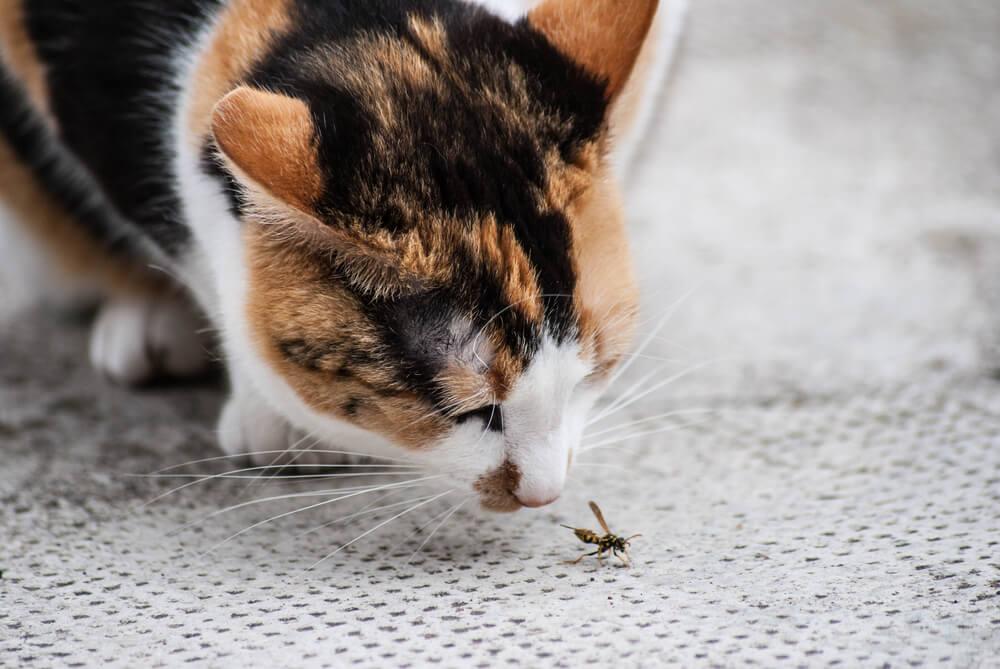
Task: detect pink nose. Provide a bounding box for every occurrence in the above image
[516,492,561,508]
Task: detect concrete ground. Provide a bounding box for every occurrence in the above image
[2,1,999,667]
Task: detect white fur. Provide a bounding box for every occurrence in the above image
[407,337,596,507]
[89,293,210,385]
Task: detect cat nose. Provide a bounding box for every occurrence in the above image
[515,489,561,509]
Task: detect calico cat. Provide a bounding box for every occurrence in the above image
[0,0,660,512]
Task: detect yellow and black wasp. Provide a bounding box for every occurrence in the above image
[562,501,641,566]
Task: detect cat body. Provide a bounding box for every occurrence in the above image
[0,0,662,511]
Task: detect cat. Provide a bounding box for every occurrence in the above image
[0,0,662,512]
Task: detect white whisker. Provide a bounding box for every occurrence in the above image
[572,462,632,473]
[605,285,700,389]
[293,493,443,542]
[174,475,443,539]
[405,496,472,565]
[307,490,454,571]
[139,459,421,508]
[590,360,719,426]
[195,479,445,557]
[149,449,416,474]
[584,408,717,440]
[582,419,713,452]
[591,364,669,425]
[141,471,425,481]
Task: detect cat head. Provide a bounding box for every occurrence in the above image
[209,0,657,511]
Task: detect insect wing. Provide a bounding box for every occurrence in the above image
[588,501,611,534]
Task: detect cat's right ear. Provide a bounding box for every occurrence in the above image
[210,86,324,214]
[527,0,659,102]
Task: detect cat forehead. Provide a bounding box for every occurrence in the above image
[248,11,609,218]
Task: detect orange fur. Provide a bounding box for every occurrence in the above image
[0,137,161,295]
[528,0,659,100]
[212,87,324,212]
[0,0,54,124]
[245,227,451,450]
[188,0,293,144]
[610,3,668,141]
[568,165,640,378]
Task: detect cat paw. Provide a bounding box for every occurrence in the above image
[89,294,210,386]
[218,391,370,468]
[218,391,295,465]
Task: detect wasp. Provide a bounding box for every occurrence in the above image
[562,501,641,566]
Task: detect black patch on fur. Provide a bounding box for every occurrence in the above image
[456,404,504,432]
[342,397,363,416]
[0,65,155,263]
[278,338,337,372]
[22,0,224,257]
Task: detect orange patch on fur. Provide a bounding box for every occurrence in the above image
[0,137,162,295]
[244,226,450,450]
[188,0,293,142]
[610,2,668,143]
[567,164,639,377]
[212,87,324,212]
[471,215,543,324]
[529,0,659,100]
[0,0,54,124]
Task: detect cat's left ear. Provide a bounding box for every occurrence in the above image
[527,0,658,102]
[210,86,323,214]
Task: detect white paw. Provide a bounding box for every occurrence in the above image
[218,390,371,468]
[89,294,210,386]
[218,391,295,464]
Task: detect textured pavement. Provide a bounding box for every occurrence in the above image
[2,1,1000,667]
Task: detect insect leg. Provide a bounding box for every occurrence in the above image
[565,550,600,565]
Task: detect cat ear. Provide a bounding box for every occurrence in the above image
[210,87,433,296]
[528,0,659,101]
[210,86,324,213]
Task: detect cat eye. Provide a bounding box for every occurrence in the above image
[454,404,504,433]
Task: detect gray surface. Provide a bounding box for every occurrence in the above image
[3,0,1000,667]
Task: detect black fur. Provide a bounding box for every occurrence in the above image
[22,0,225,257]
[0,64,157,264]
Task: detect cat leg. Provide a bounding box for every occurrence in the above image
[217,382,296,466]
[89,292,211,385]
[218,378,377,468]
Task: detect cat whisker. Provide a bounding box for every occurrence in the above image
[140,470,424,481]
[173,475,443,540]
[138,457,421,508]
[307,490,455,571]
[469,294,574,369]
[193,478,446,557]
[590,359,721,426]
[605,285,701,389]
[584,408,717,440]
[582,419,714,452]
[234,428,329,502]
[590,364,670,425]
[149,449,416,474]
[572,462,632,473]
[405,496,473,565]
[291,492,444,543]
